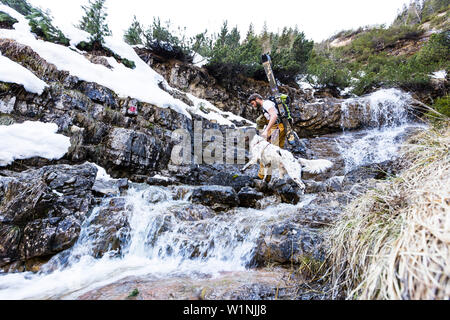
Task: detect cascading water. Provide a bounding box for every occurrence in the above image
[0,181,316,300]
[336,88,426,173]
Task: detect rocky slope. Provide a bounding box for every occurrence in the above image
[0,4,432,300]
[0,41,419,285]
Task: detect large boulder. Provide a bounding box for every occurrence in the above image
[251,225,324,267]
[100,127,172,176]
[0,163,97,271]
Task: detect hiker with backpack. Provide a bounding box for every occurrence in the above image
[248,93,286,182]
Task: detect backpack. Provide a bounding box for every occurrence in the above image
[268,94,293,122]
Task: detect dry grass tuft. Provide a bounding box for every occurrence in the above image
[326,122,450,300]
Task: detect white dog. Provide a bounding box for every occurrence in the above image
[242,135,333,191]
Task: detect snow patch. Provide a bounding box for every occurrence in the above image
[0,121,71,167]
[297,80,314,90]
[339,86,355,96]
[192,53,208,68]
[0,96,16,114]
[430,70,447,80]
[0,52,48,95]
[91,163,114,182]
[152,174,170,182]
[185,93,255,127]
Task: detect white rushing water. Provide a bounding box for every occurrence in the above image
[0,184,316,300]
[337,88,426,173]
[340,88,413,128]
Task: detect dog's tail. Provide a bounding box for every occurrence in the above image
[298,158,333,174]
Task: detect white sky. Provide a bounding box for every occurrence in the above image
[27,0,411,42]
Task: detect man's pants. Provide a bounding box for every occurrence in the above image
[258,123,286,181]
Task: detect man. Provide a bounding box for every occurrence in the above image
[248,93,286,182]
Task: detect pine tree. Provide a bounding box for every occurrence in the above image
[189,30,212,57]
[291,32,314,73]
[1,0,69,45]
[245,23,255,40]
[27,7,70,45]
[0,0,33,15]
[240,24,262,74]
[78,0,112,45]
[216,21,229,47]
[124,15,143,45]
[227,26,241,48]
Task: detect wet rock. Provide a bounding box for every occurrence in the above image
[294,194,344,228]
[78,269,298,300]
[269,179,302,204]
[251,226,324,267]
[0,163,97,271]
[168,163,247,187]
[207,172,255,192]
[168,185,195,201]
[141,188,170,204]
[301,134,345,181]
[325,176,345,192]
[86,197,131,258]
[0,225,21,267]
[191,185,239,211]
[92,178,129,197]
[253,179,271,194]
[238,187,264,208]
[285,138,309,157]
[343,160,398,187]
[304,180,326,194]
[168,203,216,221]
[254,195,281,210]
[19,216,81,259]
[169,164,215,186]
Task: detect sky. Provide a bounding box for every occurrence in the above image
[27,0,412,42]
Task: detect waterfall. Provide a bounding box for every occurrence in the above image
[336,88,426,173]
[341,88,413,129]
